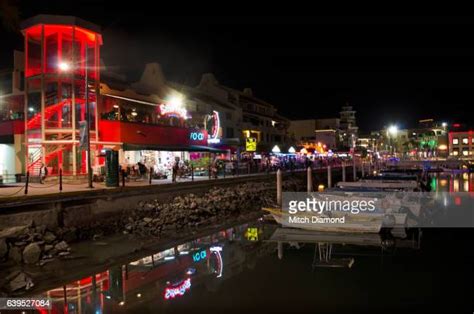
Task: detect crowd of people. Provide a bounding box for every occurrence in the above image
[116,154,359,183]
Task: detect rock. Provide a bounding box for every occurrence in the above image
[14,241,27,246]
[8,272,33,292]
[43,231,56,244]
[62,228,77,243]
[0,226,28,239]
[5,270,21,282]
[58,251,71,257]
[8,246,22,263]
[54,241,69,252]
[44,244,53,252]
[0,238,8,258]
[38,258,54,266]
[23,243,42,264]
[35,225,46,234]
[143,217,153,223]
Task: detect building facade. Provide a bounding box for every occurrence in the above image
[339,105,358,149]
[0,15,218,180]
[196,74,291,154]
[449,130,474,159]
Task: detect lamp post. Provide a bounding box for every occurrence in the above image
[387,125,398,156]
[85,47,93,188]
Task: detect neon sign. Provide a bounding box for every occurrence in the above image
[209,246,223,278]
[205,111,220,142]
[160,103,188,119]
[190,132,205,141]
[192,249,207,262]
[246,228,259,241]
[164,278,191,300]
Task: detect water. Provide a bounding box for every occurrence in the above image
[35,174,474,313]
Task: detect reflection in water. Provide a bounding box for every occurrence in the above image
[434,172,474,193]
[36,173,472,313]
[40,222,272,313]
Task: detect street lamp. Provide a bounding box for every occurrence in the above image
[387,125,398,137]
[387,125,398,156]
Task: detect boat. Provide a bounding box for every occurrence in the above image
[262,207,384,233]
[336,180,419,191]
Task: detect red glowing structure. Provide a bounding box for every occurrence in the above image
[22,15,102,175]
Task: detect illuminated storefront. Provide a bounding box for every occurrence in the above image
[0,15,219,178]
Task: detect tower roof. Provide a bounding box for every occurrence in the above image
[21,14,101,34]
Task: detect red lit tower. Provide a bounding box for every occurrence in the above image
[22,15,102,176]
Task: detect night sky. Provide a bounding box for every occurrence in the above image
[1,4,473,131]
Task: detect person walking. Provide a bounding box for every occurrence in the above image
[172,159,179,183]
[39,163,48,184]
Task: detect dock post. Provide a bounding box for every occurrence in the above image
[368,162,372,176]
[149,167,152,185]
[353,157,357,181]
[25,171,29,195]
[307,166,313,193]
[361,162,365,177]
[327,165,332,188]
[277,169,282,207]
[59,168,63,192]
[342,162,346,182]
[191,165,194,181]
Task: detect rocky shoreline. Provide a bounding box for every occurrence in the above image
[0,178,304,294]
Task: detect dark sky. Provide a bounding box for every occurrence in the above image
[1,4,473,131]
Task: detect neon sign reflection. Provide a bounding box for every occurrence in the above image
[164,278,191,300]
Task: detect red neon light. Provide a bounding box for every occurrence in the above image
[164,278,191,300]
[453,123,461,127]
[24,24,101,78]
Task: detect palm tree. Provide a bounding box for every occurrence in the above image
[0,0,20,32]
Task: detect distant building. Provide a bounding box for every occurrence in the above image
[288,118,339,150]
[339,104,358,149]
[449,130,474,159]
[196,74,290,154]
[372,122,449,159]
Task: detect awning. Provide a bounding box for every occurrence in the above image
[123,143,228,153]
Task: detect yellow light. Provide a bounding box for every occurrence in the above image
[388,125,398,136]
[58,61,71,72]
[119,301,125,306]
[137,293,142,298]
[168,95,183,107]
[318,184,325,192]
[438,144,447,150]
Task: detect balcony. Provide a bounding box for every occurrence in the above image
[99,120,210,151]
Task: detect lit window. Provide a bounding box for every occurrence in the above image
[462,137,468,144]
[453,149,459,156]
[452,138,459,145]
[462,149,469,156]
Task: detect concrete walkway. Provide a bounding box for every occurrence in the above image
[0,169,307,199]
